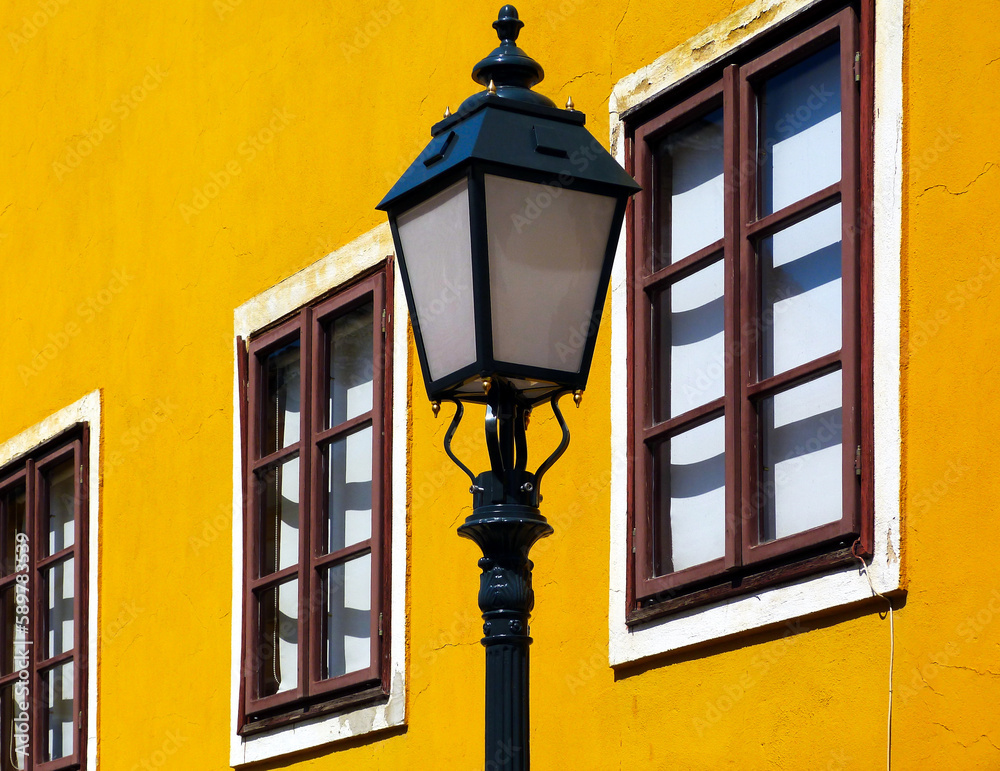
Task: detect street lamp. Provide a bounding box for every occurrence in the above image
[376,6,639,769]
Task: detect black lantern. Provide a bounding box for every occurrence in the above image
[377,7,638,771]
[377,5,639,407]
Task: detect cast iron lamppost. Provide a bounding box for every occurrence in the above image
[377,6,639,769]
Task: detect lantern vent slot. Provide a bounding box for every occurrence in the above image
[532,125,571,158]
[423,131,457,167]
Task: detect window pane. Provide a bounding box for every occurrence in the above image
[325,428,373,555]
[760,204,842,377]
[759,370,843,541]
[261,342,301,456]
[0,587,29,678]
[653,416,726,575]
[0,683,32,771]
[1,683,30,771]
[0,589,13,677]
[323,554,372,680]
[46,459,75,555]
[654,107,724,269]
[654,260,725,421]
[258,457,300,576]
[1,486,26,576]
[45,557,74,658]
[257,579,299,697]
[760,43,841,215]
[328,302,375,427]
[43,661,74,761]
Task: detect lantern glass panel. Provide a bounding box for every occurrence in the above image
[396,178,477,382]
[485,174,617,374]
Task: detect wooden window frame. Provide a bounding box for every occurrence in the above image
[239,264,393,730]
[0,427,89,771]
[627,3,873,620]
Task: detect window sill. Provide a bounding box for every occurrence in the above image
[612,549,903,668]
[627,545,860,627]
[240,684,389,737]
[231,679,404,767]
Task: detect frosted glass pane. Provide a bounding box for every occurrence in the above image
[261,342,301,455]
[485,175,617,373]
[325,427,373,554]
[655,107,724,268]
[760,43,841,214]
[259,457,299,576]
[397,179,477,382]
[258,579,298,696]
[653,417,726,575]
[761,204,842,377]
[654,260,725,421]
[46,459,75,554]
[45,557,74,658]
[324,554,372,679]
[760,371,842,541]
[328,302,374,427]
[44,662,74,761]
[2,485,26,576]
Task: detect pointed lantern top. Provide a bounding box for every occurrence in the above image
[470,5,550,106]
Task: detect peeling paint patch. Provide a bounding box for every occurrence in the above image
[691,40,716,57]
[724,6,780,42]
[235,223,394,339]
[611,0,803,117]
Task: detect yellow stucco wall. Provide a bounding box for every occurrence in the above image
[2,0,999,768]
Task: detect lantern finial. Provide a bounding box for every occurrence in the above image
[493,5,524,43]
[472,5,545,91]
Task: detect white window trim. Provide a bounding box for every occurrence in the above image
[608,0,903,665]
[230,224,407,765]
[0,390,101,769]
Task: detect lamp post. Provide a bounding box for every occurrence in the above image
[377,6,639,769]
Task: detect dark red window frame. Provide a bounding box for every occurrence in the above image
[626,2,874,622]
[238,262,393,731]
[0,426,89,771]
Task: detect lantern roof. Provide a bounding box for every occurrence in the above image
[376,6,639,214]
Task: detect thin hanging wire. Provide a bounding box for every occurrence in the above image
[853,540,893,771]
